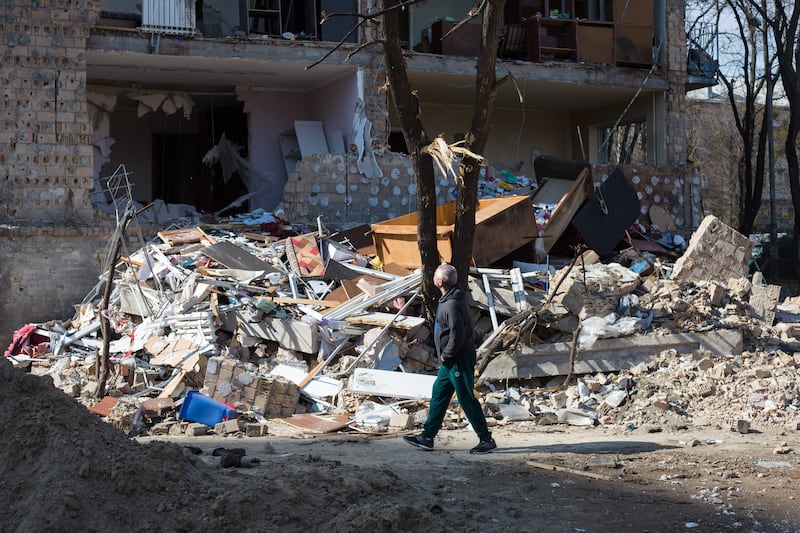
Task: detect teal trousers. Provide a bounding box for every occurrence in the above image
[423,358,491,442]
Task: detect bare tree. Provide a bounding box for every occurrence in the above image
[751,1,800,257]
[316,1,507,320]
[688,0,773,235]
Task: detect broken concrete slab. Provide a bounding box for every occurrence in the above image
[236,313,320,354]
[479,328,743,381]
[750,272,781,325]
[348,368,436,400]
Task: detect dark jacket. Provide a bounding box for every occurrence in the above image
[433,285,475,366]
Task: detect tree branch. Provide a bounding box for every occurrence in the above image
[441,0,488,40]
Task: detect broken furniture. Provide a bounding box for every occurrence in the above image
[371,195,538,269]
[502,0,654,67]
[571,166,640,255]
[528,16,577,62]
[531,159,595,255]
[500,23,528,59]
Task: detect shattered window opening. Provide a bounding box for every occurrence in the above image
[599,120,647,165]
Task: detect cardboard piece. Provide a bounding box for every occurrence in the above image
[201,240,278,272]
[280,413,352,433]
[287,235,326,277]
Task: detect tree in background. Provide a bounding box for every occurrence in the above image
[687,0,773,236]
[753,1,800,257]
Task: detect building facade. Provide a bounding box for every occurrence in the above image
[0,0,712,347]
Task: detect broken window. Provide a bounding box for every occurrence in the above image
[599,120,647,165]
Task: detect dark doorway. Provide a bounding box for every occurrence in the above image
[151,97,249,214]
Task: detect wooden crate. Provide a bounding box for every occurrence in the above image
[371,196,537,269]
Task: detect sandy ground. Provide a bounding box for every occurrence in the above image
[3,358,800,532]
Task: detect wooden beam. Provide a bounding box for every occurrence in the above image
[526,461,615,481]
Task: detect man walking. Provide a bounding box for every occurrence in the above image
[404,263,497,454]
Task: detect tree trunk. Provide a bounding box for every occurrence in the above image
[764,1,800,256]
[381,0,439,321]
[451,0,505,287]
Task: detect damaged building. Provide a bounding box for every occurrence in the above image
[0,0,718,347]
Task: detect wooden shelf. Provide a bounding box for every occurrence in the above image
[527,17,577,62]
[248,0,281,36]
[501,0,654,68]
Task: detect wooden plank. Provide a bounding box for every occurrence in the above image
[348,368,436,400]
[242,232,280,243]
[158,370,186,398]
[527,460,615,481]
[158,227,211,246]
[480,329,743,380]
[540,167,594,253]
[345,312,426,333]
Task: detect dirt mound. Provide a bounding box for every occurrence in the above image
[0,359,209,531]
[0,359,426,532]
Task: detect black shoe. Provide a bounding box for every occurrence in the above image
[404,434,434,451]
[469,438,497,454]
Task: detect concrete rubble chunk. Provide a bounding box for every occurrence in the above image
[671,215,753,283]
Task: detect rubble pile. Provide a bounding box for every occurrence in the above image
[4,208,800,440]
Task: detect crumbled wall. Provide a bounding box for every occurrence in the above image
[0,0,98,224]
[279,154,705,235]
[592,164,704,232]
[278,151,422,227]
[671,214,754,283]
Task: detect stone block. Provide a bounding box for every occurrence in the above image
[186,423,208,436]
[246,422,269,437]
[389,412,412,429]
[214,418,244,435]
[731,419,750,434]
[708,282,726,307]
[696,357,714,371]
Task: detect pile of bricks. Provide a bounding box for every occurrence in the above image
[202,357,300,418]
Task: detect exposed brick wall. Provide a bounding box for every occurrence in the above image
[0,225,108,349]
[0,0,98,224]
[277,151,422,227]
[279,152,705,236]
[592,163,705,232]
[672,214,754,283]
